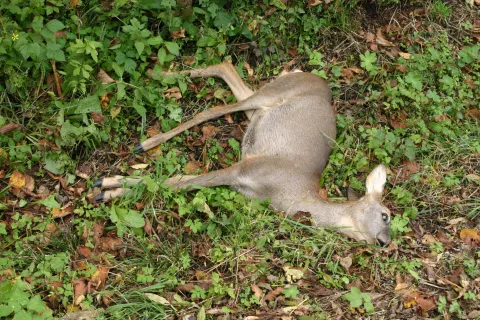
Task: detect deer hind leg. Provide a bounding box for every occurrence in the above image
[93,166,240,202]
[136,90,282,152]
[149,60,254,102]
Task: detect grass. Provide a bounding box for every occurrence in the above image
[0,0,479,319]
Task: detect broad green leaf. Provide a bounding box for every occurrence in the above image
[164,42,180,55]
[283,286,299,298]
[31,16,43,32]
[26,295,46,313]
[135,41,145,56]
[66,95,102,114]
[37,194,61,209]
[46,19,65,32]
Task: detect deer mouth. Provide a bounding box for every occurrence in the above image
[376,232,391,247]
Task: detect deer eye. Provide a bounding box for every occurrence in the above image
[381,213,389,223]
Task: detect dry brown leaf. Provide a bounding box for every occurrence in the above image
[307,0,322,8]
[467,108,480,119]
[69,0,79,9]
[399,52,412,59]
[421,234,437,245]
[265,287,283,302]
[73,279,88,305]
[244,61,254,77]
[365,32,375,42]
[184,56,196,65]
[251,283,263,301]
[52,204,74,218]
[54,30,67,39]
[339,256,352,272]
[0,123,22,134]
[91,265,109,290]
[186,161,202,174]
[171,29,185,39]
[459,229,480,246]
[91,112,104,124]
[318,188,328,199]
[164,87,182,100]
[376,29,394,47]
[415,293,436,314]
[201,125,219,143]
[77,246,92,258]
[146,126,162,138]
[98,69,115,84]
[9,170,26,189]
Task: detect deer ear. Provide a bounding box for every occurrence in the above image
[366,165,387,195]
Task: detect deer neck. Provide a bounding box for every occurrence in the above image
[284,193,357,229]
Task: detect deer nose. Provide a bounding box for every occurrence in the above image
[376,234,391,247]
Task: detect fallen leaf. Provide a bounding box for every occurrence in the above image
[265,287,283,301]
[184,56,196,65]
[376,29,394,47]
[0,123,22,134]
[9,170,26,189]
[399,52,412,59]
[164,87,182,100]
[73,279,88,305]
[244,61,254,77]
[186,161,202,174]
[171,29,185,39]
[339,256,352,272]
[110,105,121,118]
[91,265,109,290]
[52,204,74,218]
[131,163,149,169]
[467,108,480,119]
[98,69,115,84]
[307,0,322,8]
[251,283,263,301]
[459,229,480,246]
[145,293,172,306]
[77,246,92,258]
[283,266,304,283]
[201,125,219,143]
[318,188,328,199]
[91,112,104,124]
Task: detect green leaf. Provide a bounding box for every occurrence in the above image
[124,58,137,74]
[26,295,46,313]
[115,207,145,228]
[37,194,61,209]
[45,42,65,61]
[164,42,180,56]
[117,82,126,100]
[343,287,363,308]
[197,36,217,47]
[283,286,299,298]
[135,41,145,56]
[197,306,206,320]
[360,51,377,72]
[147,36,163,46]
[0,304,13,318]
[157,47,167,65]
[31,16,43,33]
[46,19,65,32]
[0,223,6,235]
[66,95,102,114]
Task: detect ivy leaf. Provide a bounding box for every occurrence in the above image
[405,72,422,91]
[46,19,65,32]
